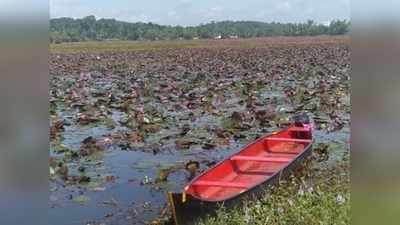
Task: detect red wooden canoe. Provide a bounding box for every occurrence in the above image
[168,122,313,225]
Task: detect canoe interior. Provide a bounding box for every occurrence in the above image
[185,125,312,201]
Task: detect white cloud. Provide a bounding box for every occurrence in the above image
[210,6,223,12]
[275,1,292,11]
[168,11,177,17]
[305,7,315,15]
[200,5,225,21]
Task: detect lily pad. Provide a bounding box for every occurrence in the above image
[73,195,90,205]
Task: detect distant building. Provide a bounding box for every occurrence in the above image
[193,37,199,40]
[229,35,239,39]
[104,38,120,41]
[214,35,222,39]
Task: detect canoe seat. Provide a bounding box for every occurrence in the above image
[265,137,312,143]
[192,181,248,189]
[231,155,292,163]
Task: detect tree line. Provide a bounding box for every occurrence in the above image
[50,15,350,43]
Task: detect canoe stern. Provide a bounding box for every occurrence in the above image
[167,192,218,225]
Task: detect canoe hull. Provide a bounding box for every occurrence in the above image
[168,142,313,225]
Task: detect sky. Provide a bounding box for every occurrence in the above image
[50,0,350,26]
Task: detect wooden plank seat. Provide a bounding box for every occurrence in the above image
[265,137,312,143]
[192,181,248,189]
[230,155,292,163]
